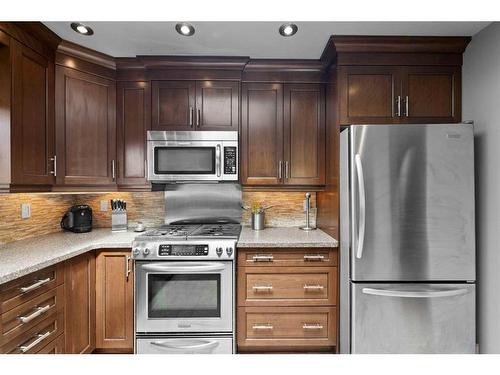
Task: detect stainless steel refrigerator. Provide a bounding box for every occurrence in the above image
[340,124,476,354]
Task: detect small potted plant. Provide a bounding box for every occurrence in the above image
[249,202,273,231]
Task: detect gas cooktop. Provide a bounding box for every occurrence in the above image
[136,223,242,240]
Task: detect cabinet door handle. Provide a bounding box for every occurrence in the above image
[303,323,323,330]
[252,285,273,292]
[252,255,274,262]
[19,278,51,294]
[196,108,201,127]
[303,284,325,291]
[49,155,57,176]
[284,161,289,179]
[189,106,194,127]
[278,161,282,179]
[252,324,273,330]
[303,254,325,261]
[396,96,401,117]
[112,160,116,181]
[19,330,52,353]
[405,95,409,117]
[125,255,132,281]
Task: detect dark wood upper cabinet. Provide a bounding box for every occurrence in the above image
[55,66,116,187]
[339,66,400,125]
[195,81,239,130]
[152,80,195,131]
[284,83,325,186]
[116,81,151,190]
[10,39,55,188]
[241,82,284,186]
[401,66,461,123]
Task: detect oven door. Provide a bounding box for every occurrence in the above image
[147,140,222,182]
[135,261,233,333]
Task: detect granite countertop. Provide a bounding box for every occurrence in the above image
[237,226,338,248]
[0,229,137,285]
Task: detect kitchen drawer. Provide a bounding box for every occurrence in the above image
[238,266,337,306]
[36,333,65,354]
[0,264,64,314]
[0,309,64,354]
[238,248,337,267]
[237,306,337,351]
[0,285,64,347]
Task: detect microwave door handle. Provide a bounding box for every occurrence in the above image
[216,144,222,177]
[141,263,226,273]
[151,340,219,352]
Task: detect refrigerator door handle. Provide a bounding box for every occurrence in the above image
[355,154,366,259]
[362,287,469,298]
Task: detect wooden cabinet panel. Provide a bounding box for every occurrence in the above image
[152,81,195,130]
[339,66,400,125]
[195,81,239,130]
[238,248,337,268]
[402,66,460,123]
[239,266,337,306]
[36,333,65,354]
[64,252,95,354]
[55,66,116,186]
[117,81,151,189]
[237,306,336,352]
[95,250,133,352]
[241,82,283,185]
[284,84,325,185]
[10,39,55,187]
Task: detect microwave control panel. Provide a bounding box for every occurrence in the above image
[224,147,237,174]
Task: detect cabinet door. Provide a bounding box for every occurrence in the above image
[55,66,116,187]
[116,81,151,190]
[195,81,239,130]
[10,39,55,188]
[401,66,461,123]
[65,252,96,354]
[339,66,401,125]
[241,82,283,185]
[284,84,325,185]
[95,250,134,352]
[152,81,195,130]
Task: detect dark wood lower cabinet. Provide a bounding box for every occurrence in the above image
[64,252,96,354]
[95,250,134,353]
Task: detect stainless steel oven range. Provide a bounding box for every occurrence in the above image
[132,223,240,354]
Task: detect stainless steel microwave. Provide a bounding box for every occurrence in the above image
[147,131,238,183]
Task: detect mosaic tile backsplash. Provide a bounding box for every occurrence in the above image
[0,190,316,245]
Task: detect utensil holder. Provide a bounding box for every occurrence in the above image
[251,212,265,231]
[112,210,127,232]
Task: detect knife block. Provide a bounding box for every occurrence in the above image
[111,210,127,232]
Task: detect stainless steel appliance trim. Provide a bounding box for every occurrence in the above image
[141,263,226,273]
[216,144,222,177]
[19,278,51,293]
[151,339,219,351]
[136,336,233,354]
[147,131,238,141]
[19,304,52,324]
[362,287,469,298]
[354,154,366,259]
[19,331,51,353]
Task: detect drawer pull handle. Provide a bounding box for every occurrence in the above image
[303,254,325,261]
[19,278,51,293]
[252,285,273,292]
[18,304,51,324]
[252,255,274,262]
[303,284,325,291]
[19,330,52,353]
[303,323,324,330]
[253,324,274,330]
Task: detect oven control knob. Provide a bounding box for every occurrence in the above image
[143,248,151,256]
[226,247,233,257]
[216,247,223,257]
[132,248,141,256]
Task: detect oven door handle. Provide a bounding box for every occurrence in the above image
[150,340,220,352]
[141,263,226,273]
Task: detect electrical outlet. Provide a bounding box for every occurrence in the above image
[21,203,31,219]
[100,200,108,212]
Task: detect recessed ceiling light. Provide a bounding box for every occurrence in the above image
[70,22,94,36]
[175,22,195,36]
[279,23,298,37]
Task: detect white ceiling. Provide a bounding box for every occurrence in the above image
[43,21,491,59]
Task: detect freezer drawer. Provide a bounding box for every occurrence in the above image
[136,336,233,354]
[351,283,475,354]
